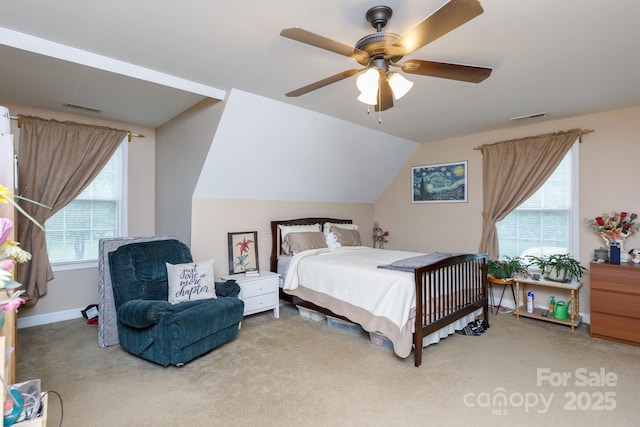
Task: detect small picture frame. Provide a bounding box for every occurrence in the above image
[412,161,468,203]
[228,231,259,274]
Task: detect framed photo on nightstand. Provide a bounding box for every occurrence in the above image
[228,231,259,274]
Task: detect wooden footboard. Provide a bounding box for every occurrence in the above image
[413,253,489,367]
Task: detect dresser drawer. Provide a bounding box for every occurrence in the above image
[590,312,640,345]
[590,289,640,318]
[590,262,640,293]
[240,277,279,298]
[243,292,278,315]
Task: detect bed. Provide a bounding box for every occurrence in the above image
[270,217,489,367]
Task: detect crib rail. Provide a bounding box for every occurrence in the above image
[412,253,488,367]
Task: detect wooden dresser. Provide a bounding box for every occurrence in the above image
[590,262,640,346]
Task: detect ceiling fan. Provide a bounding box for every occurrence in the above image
[280,0,492,112]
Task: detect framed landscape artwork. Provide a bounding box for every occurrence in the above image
[412,161,468,203]
[228,231,259,274]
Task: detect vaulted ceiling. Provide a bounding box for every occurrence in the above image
[1,0,640,143]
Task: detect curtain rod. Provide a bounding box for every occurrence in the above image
[10,115,144,142]
[473,129,594,152]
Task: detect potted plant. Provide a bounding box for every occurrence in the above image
[525,253,586,283]
[488,256,527,279]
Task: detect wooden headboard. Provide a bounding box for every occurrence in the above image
[269,217,352,272]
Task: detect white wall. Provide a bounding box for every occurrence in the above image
[188,90,417,278]
[194,89,418,203]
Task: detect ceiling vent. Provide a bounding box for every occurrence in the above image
[63,102,102,114]
[510,112,546,121]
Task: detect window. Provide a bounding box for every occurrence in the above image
[496,143,578,259]
[46,142,127,269]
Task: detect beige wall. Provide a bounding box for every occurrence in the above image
[9,100,640,321]
[376,105,640,315]
[4,103,157,319]
[191,198,374,279]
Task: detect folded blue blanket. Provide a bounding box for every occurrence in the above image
[378,252,460,272]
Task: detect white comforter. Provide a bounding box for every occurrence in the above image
[283,246,424,357]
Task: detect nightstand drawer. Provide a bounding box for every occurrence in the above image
[243,292,278,314]
[221,271,280,318]
[240,277,279,298]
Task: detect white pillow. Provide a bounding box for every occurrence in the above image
[166,259,216,304]
[323,222,358,233]
[278,223,321,239]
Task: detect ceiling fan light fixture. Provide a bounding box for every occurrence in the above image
[356,68,379,93]
[357,89,378,105]
[356,68,380,105]
[387,72,413,100]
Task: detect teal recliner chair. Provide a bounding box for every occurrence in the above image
[108,239,244,366]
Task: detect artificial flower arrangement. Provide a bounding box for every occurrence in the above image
[0,218,29,310]
[585,211,639,243]
[0,184,47,310]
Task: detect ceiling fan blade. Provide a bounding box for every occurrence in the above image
[285,69,363,97]
[401,59,492,83]
[280,28,369,63]
[389,0,484,57]
[375,77,394,112]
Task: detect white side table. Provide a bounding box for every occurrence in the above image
[221,271,280,318]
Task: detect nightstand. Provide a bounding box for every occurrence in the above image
[221,271,280,318]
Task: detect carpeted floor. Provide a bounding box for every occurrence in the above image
[16,303,640,427]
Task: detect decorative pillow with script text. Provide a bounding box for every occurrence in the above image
[166,259,216,304]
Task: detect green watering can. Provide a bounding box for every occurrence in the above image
[554,300,571,320]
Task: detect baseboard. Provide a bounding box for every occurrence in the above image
[14,304,591,329]
[17,307,84,329]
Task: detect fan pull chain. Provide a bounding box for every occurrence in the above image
[363,104,381,124]
[378,87,382,124]
[363,104,383,123]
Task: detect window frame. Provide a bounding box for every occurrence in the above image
[496,142,580,260]
[49,141,128,271]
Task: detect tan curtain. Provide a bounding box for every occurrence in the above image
[479,129,582,259]
[16,116,127,303]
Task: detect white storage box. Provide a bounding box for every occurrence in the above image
[326,316,363,334]
[369,332,393,350]
[296,306,326,322]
